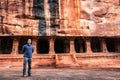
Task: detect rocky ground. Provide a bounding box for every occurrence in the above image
[0,68,120,80]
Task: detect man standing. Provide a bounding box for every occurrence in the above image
[22,39,34,77]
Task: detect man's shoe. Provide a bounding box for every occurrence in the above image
[23,75,27,77]
[28,74,31,77]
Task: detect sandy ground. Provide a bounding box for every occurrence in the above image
[0,68,120,80]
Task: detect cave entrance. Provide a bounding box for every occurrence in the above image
[74,38,86,53]
[106,38,116,52]
[90,37,102,52]
[37,39,49,54]
[0,37,13,54]
[54,38,70,54]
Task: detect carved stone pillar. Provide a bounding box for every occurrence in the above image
[70,38,76,54]
[49,38,55,54]
[32,38,37,54]
[101,38,108,53]
[60,0,80,29]
[86,38,92,54]
[11,37,19,55]
[44,0,51,35]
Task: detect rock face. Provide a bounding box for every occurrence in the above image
[0,0,120,36]
[81,0,120,36]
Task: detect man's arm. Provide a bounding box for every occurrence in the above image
[22,45,25,53]
[32,46,34,53]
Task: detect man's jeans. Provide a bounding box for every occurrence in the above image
[23,57,32,75]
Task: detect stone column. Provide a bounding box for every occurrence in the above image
[101,38,108,53]
[29,0,33,16]
[32,38,37,54]
[70,38,76,54]
[60,0,80,29]
[49,38,55,54]
[25,0,33,16]
[22,0,26,15]
[11,38,19,55]
[86,38,92,54]
[75,0,81,29]
[59,0,69,29]
[44,0,51,35]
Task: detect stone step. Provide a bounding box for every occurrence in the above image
[0,62,12,69]
[55,55,80,68]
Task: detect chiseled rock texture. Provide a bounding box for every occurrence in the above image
[81,0,120,36]
[0,0,120,36]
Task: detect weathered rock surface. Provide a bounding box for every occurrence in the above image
[81,0,120,36]
[0,0,120,36]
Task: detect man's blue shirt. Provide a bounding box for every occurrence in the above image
[22,44,34,58]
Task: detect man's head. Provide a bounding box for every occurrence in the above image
[27,39,32,44]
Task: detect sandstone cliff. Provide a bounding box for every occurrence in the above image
[0,0,120,36]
